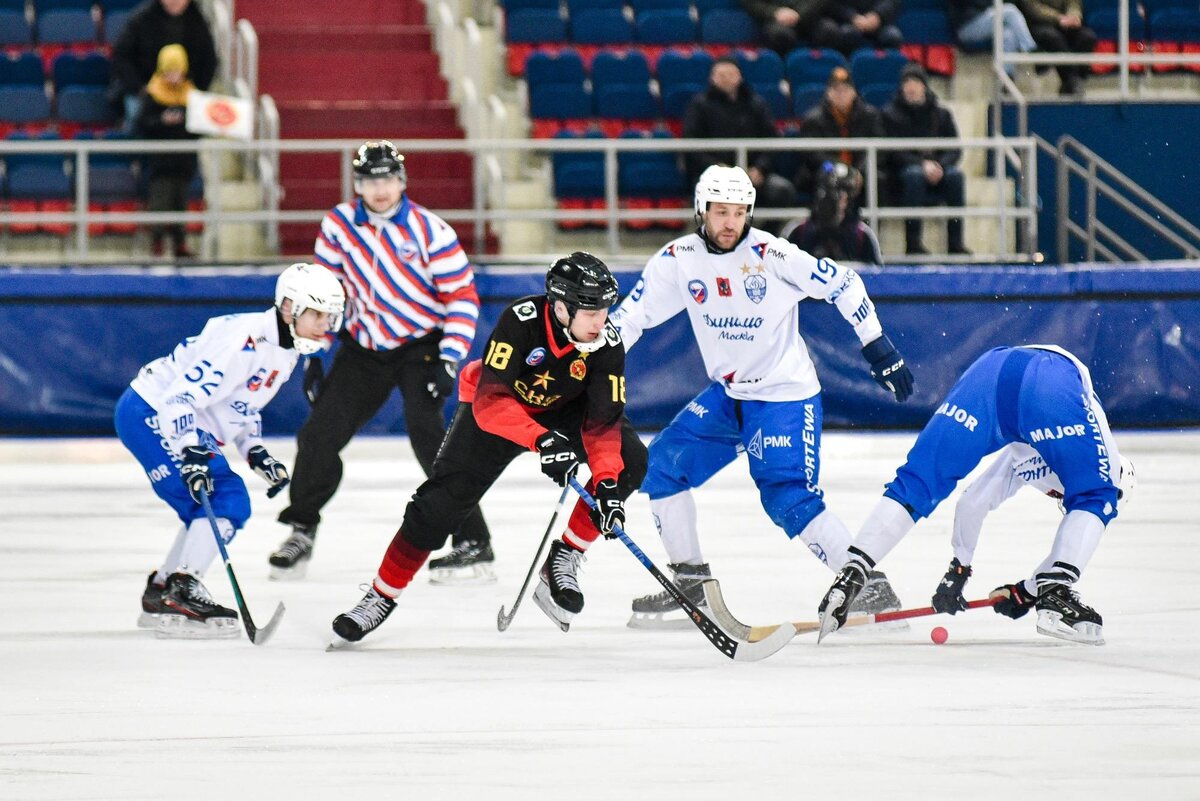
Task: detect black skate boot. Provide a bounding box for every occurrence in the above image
[268,524,316,580]
[157,572,240,639]
[817,559,869,642]
[137,571,166,629]
[533,540,585,632]
[1035,583,1104,645]
[846,570,908,631]
[329,586,397,648]
[628,562,711,629]
[428,540,497,586]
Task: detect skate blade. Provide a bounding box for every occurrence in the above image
[532,582,572,633]
[1036,610,1105,645]
[137,612,161,630]
[268,561,309,581]
[626,610,703,630]
[428,563,497,586]
[155,615,240,640]
[326,633,358,651]
[817,591,846,643]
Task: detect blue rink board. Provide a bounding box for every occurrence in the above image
[0,262,1196,434]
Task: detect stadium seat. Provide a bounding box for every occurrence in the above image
[0,52,45,85]
[565,0,623,13]
[785,48,847,88]
[529,82,592,120]
[849,48,910,89]
[657,48,713,84]
[1087,7,1147,74]
[552,128,606,200]
[898,0,949,9]
[38,0,97,10]
[693,0,740,12]
[52,51,110,88]
[57,85,115,126]
[505,9,567,43]
[792,82,825,116]
[0,9,33,47]
[754,80,790,119]
[571,9,634,45]
[1148,9,1200,72]
[525,49,586,87]
[897,11,953,45]
[7,163,72,199]
[591,49,652,87]
[629,0,691,11]
[700,9,757,45]
[0,86,51,125]
[35,9,97,45]
[618,128,685,231]
[734,48,784,85]
[502,0,560,11]
[859,82,893,108]
[594,82,659,121]
[636,9,697,45]
[661,82,703,118]
[102,10,130,43]
[100,0,144,9]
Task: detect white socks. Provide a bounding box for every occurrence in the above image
[849,497,916,567]
[795,509,854,571]
[650,491,703,565]
[166,516,235,578]
[1028,509,1105,593]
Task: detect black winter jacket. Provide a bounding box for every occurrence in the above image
[111,0,217,98]
[881,90,962,170]
[796,97,884,189]
[683,84,780,184]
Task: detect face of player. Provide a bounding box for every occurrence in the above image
[554,301,609,344]
[357,175,405,214]
[703,202,749,249]
[282,300,336,339]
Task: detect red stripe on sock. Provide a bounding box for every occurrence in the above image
[375,529,431,594]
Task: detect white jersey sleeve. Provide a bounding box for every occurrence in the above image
[611,246,686,351]
[762,239,884,346]
[952,443,1064,564]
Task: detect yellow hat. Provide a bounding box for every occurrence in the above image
[156,44,189,75]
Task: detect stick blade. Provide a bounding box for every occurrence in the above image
[496,605,513,632]
[732,619,795,662]
[246,602,286,646]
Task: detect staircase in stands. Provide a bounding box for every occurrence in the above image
[237,0,492,256]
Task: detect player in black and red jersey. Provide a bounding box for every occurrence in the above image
[330,252,648,646]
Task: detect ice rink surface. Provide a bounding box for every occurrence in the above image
[2,431,1198,800]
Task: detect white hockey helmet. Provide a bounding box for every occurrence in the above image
[1116,455,1135,511]
[694,165,756,217]
[275,263,346,355]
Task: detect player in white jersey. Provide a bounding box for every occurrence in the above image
[114,264,345,638]
[612,165,915,627]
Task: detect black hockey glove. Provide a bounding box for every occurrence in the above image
[179,445,213,504]
[862,335,914,402]
[590,478,625,539]
[931,557,972,615]
[303,357,324,405]
[535,429,580,487]
[427,356,457,400]
[989,582,1037,619]
[248,445,290,498]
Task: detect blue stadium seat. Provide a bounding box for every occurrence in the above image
[657,49,713,85]
[565,0,623,13]
[503,0,560,11]
[896,11,954,45]
[4,130,64,170]
[693,0,740,12]
[898,0,949,10]
[859,82,893,108]
[0,9,32,46]
[505,9,567,43]
[103,10,130,44]
[529,82,592,119]
[618,128,685,198]
[57,86,115,125]
[629,0,691,11]
[753,81,789,119]
[525,49,586,86]
[72,131,140,199]
[661,82,703,118]
[7,164,72,199]
[571,9,634,45]
[785,48,847,87]
[552,128,606,198]
[591,49,652,88]
[700,9,757,44]
[52,51,111,89]
[636,9,697,44]
[1086,7,1146,40]
[1149,8,1200,41]
[0,0,26,8]
[1143,0,1197,13]
[594,82,658,119]
[850,48,910,89]
[0,86,51,124]
[37,0,97,10]
[0,52,45,85]
[735,49,784,85]
[100,0,144,9]
[36,9,97,45]
[792,82,825,116]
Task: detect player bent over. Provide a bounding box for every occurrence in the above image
[818,345,1128,645]
[612,165,914,628]
[114,264,345,638]
[330,253,648,646]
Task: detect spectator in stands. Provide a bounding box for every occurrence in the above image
[111,0,217,132]
[810,0,903,57]
[742,0,835,57]
[1017,0,1096,95]
[795,67,884,198]
[683,57,797,234]
[785,161,882,264]
[950,0,1036,76]
[881,63,970,256]
[136,44,198,258]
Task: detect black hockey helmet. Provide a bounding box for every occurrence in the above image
[545,251,619,312]
[352,140,406,182]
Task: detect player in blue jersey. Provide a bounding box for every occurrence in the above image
[115,263,344,638]
[817,344,1128,645]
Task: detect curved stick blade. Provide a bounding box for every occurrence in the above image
[247,602,286,646]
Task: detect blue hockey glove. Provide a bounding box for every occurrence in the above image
[179,445,213,504]
[590,478,625,539]
[303,357,324,405]
[248,445,290,498]
[990,582,1037,619]
[536,430,580,487]
[427,356,457,400]
[862,335,914,402]
[931,557,972,614]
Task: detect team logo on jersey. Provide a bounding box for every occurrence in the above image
[662,244,677,258]
[751,242,768,259]
[747,429,764,460]
[399,240,420,261]
[514,301,538,321]
[569,358,587,380]
[716,277,732,296]
[688,279,708,304]
[741,264,767,304]
[242,336,256,351]
[526,347,546,366]
[604,324,622,347]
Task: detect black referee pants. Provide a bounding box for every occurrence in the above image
[279,331,491,545]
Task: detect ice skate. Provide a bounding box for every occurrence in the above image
[137,571,166,629]
[428,540,496,586]
[156,572,240,639]
[817,560,869,642]
[533,540,585,632]
[627,562,710,629]
[848,570,909,631]
[1035,584,1105,645]
[329,586,397,648]
[268,525,315,580]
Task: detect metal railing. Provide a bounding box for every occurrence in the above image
[0,135,1036,262]
[1046,134,1200,263]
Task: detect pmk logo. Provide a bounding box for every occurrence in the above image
[688,279,708,304]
